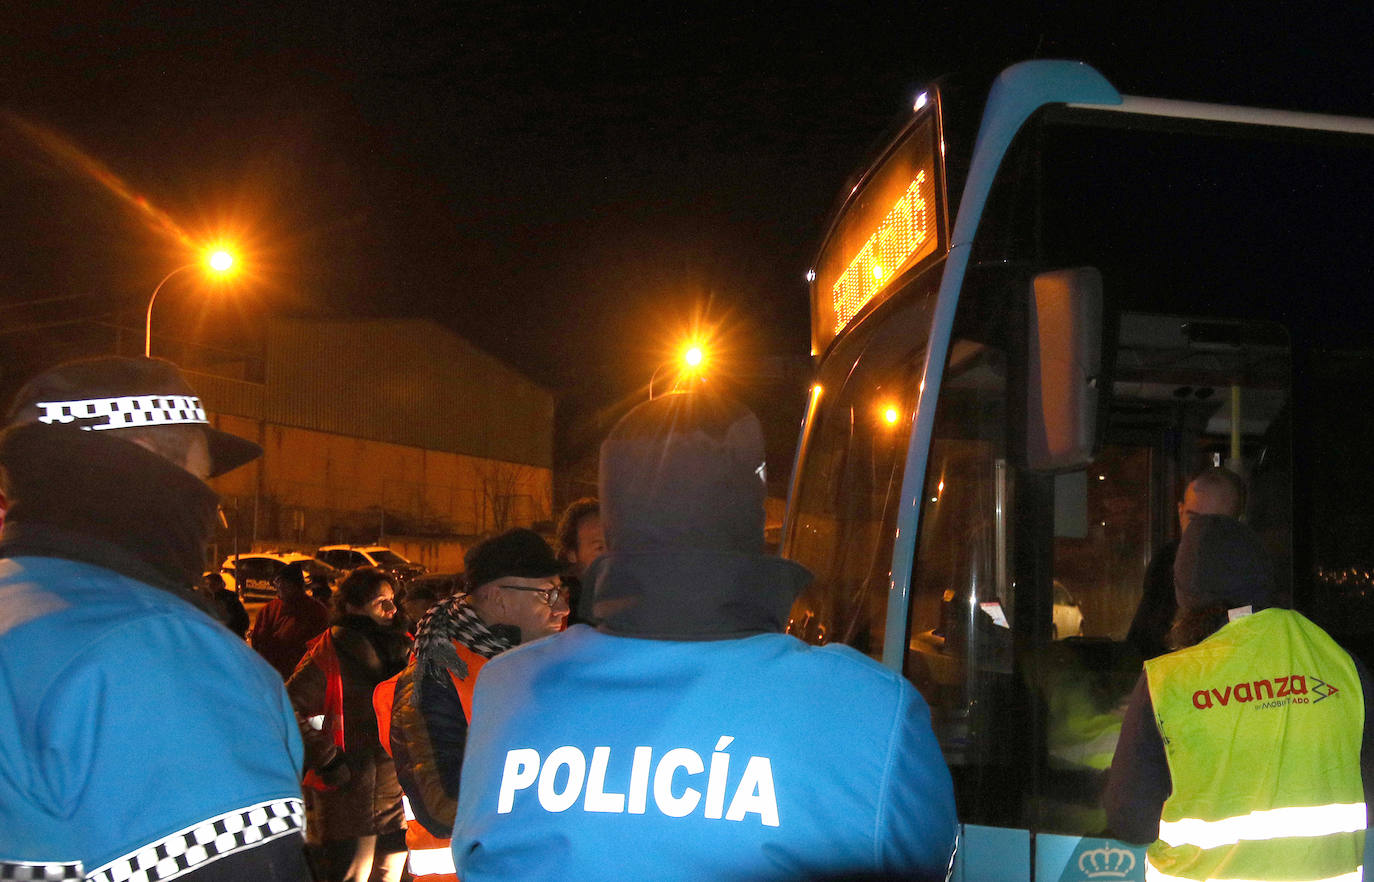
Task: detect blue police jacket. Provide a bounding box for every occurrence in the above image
[452,625,958,881]
[0,556,307,877]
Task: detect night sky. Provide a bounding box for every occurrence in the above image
[3,2,1372,466]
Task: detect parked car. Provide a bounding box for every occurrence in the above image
[405,571,465,600]
[316,544,427,584]
[219,552,341,603]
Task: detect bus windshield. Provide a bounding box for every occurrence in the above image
[785,263,942,659]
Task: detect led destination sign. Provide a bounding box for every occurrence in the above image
[831,170,933,330]
[811,107,946,356]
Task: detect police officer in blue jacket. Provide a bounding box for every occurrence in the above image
[0,357,311,881]
[453,390,958,881]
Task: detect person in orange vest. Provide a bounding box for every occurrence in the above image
[374,529,567,881]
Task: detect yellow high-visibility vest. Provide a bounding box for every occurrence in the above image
[1145,608,1365,882]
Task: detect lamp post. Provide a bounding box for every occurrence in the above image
[144,249,235,357]
[648,361,673,400]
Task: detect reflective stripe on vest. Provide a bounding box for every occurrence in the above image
[408,845,457,877]
[1158,803,1367,850]
[404,797,457,879]
[1145,865,1363,882]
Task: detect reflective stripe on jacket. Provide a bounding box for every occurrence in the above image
[1145,608,1365,881]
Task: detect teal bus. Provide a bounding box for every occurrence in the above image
[781,60,1374,880]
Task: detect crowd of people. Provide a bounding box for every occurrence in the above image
[0,353,1366,882]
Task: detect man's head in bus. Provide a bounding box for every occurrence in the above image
[1168,514,1277,649]
[1178,466,1246,534]
[586,389,810,639]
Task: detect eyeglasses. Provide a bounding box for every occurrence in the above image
[497,584,568,607]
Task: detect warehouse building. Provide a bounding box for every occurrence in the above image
[195,317,553,570]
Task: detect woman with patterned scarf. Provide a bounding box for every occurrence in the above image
[373,528,567,882]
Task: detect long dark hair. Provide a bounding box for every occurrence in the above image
[333,567,392,620]
[1166,604,1231,650]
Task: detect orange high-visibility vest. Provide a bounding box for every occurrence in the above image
[300,629,344,792]
[374,643,488,882]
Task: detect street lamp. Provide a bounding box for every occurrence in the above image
[649,342,709,400]
[208,249,234,272]
[144,249,236,357]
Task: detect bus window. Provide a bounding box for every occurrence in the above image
[1036,446,1153,836]
[786,273,941,659]
[1305,350,1374,659]
[1052,447,1153,642]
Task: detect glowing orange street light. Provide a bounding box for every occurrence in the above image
[650,341,710,400]
[145,247,237,357]
[208,249,234,272]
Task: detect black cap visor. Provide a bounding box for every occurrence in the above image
[205,427,262,477]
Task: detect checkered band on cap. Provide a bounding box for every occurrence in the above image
[34,395,208,432]
[85,797,304,882]
[0,862,82,881]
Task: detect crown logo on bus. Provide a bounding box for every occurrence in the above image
[1077,843,1136,878]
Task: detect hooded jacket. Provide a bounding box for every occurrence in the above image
[451,393,957,881]
[0,424,309,881]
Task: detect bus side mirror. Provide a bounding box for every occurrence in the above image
[1026,267,1104,472]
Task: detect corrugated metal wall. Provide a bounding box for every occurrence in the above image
[184,370,265,420]
[226,317,553,468]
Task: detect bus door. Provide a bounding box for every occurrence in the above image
[893,291,1297,879]
[1021,313,1294,877]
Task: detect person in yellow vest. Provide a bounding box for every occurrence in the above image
[1105,514,1373,882]
[373,529,568,881]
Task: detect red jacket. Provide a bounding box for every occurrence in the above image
[249,594,329,680]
